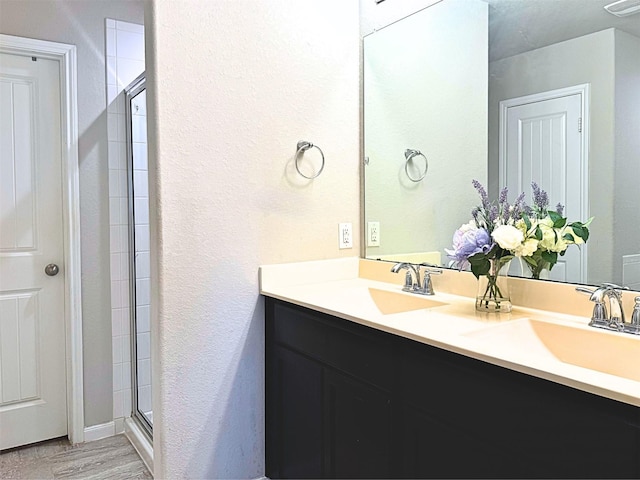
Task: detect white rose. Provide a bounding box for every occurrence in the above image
[491,224,524,251]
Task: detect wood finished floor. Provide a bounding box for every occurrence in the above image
[0,435,152,479]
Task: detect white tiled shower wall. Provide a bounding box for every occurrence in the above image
[106,18,145,433]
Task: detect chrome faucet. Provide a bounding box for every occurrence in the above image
[629,296,640,334]
[576,283,639,335]
[391,262,443,296]
[391,262,420,292]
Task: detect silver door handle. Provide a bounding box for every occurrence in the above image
[45,264,59,276]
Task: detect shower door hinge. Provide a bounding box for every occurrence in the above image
[578,117,582,133]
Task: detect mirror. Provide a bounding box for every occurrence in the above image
[363,0,640,289]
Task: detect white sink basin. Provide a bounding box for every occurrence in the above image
[367,288,448,315]
[466,318,640,382]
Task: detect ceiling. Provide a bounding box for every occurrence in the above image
[487,0,640,61]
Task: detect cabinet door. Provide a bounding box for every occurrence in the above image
[323,369,394,478]
[401,340,640,478]
[267,347,323,479]
[400,403,506,478]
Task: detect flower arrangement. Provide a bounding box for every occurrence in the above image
[511,182,593,278]
[446,180,592,311]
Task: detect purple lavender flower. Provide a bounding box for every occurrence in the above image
[472,179,490,211]
[489,205,499,225]
[498,187,508,206]
[497,186,511,223]
[556,203,564,216]
[531,182,549,211]
[511,191,526,221]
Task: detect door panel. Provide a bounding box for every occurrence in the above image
[0,291,40,403]
[502,93,584,283]
[0,52,66,449]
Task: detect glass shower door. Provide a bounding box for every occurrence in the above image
[125,74,152,437]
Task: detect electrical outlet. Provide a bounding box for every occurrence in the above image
[339,223,353,249]
[367,221,380,247]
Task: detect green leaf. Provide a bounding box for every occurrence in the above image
[582,227,589,242]
[523,256,538,267]
[563,233,574,242]
[541,250,557,266]
[548,211,566,228]
[571,224,585,239]
[534,226,543,241]
[468,252,486,265]
[470,257,490,278]
[523,214,531,231]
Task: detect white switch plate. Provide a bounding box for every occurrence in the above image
[367,221,380,247]
[339,223,353,249]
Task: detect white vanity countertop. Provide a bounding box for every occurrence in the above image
[259,257,640,407]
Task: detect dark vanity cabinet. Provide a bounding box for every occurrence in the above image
[265,298,640,479]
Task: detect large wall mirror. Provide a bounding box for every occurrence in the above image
[362,0,640,290]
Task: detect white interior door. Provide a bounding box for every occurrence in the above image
[0,51,67,449]
[500,91,586,283]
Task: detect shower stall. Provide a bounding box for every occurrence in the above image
[124,73,153,440]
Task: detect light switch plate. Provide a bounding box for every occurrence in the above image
[339,223,353,249]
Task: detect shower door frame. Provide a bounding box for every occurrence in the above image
[124,72,153,441]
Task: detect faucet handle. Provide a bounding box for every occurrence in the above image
[631,297,640,326]
[576,286,608,325]
[418,267,442,296]
[622,297,640,335]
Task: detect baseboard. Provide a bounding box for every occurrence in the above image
[83,421,115,442]
[124,417,153,475]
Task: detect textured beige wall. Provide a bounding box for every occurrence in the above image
[146,0,360,477]
[0,0,144,428]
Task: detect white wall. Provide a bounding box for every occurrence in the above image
[145,1,360,477]
[0,0,144,428]
[363,0,488,258]
[489,29,616,285]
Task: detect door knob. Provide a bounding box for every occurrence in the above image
[45,264,59,276]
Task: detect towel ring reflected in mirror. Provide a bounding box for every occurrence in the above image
[404,149,428,182]
[295,141,325,179]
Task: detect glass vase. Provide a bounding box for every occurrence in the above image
[475,258,512,313]
[527,259,551,280]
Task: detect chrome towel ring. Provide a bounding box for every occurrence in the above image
[295,141,325,179]
[404,149,428,182]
